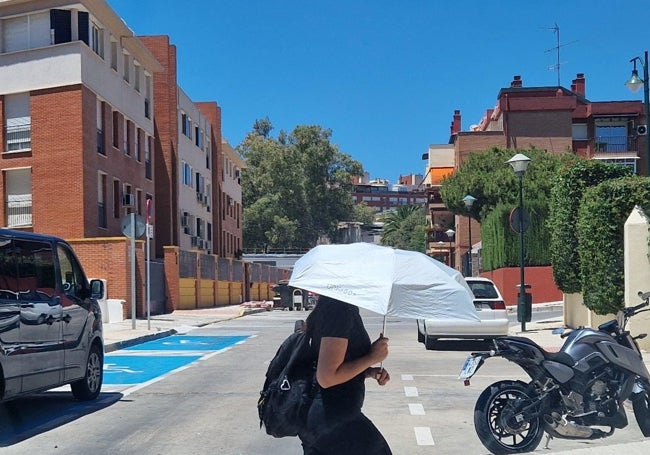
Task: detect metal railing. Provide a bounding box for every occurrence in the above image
[594,135,639,153]
[6,197,32,227]
[5,123,31,152]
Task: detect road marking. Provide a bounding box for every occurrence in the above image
[414,427,435,446]
[404,386,418,397]
[408,403,425,415]
[401,374,414,381]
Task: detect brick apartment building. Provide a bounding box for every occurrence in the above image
[0,1,245,313]
[425,73,647,276]
[139,35,243,259]
[0,0,160,240]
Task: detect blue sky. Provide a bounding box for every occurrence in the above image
[108,0,650,182]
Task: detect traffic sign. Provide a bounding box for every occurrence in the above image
[509,207,530,233]
[121,214,146,238]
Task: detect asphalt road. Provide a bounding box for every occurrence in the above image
[1,308,647,455]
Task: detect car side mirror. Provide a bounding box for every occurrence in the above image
[90,279,104,300]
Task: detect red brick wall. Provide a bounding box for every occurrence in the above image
[481,266,562,306]
[139,36,179,257]
[68,237,147,317]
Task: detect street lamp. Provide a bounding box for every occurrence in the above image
[507,153,531,332]
[625,51,650,176]
[462,195,476,277]
[445,228,455,268]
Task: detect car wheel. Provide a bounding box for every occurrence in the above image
[71,344,103,401]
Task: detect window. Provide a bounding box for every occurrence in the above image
[572,124,588,141]
[144,73,152,119]
[124,119,131,155]
[134,127,140,161]
[595,123,627,153]
[96,100,105,155]
[110,39,118,71]
[91,22,104,58]
[50,9,72,44]
[195,126,203,148]
[4,93,31,152]
[597,157,638,174]
[134,63,141,92]
[183,162,192,186]
[4,168,32,228]
[181,113,189,136]
[112,111,119,148]
[0,238,55,300]
[123,52,130,83]
[113,179,120,218]
[3,12,50,52]
[145,136,152,180]
[57,244,86,300]
[98,173,107,228]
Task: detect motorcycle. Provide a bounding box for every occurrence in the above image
[459,291,650,454]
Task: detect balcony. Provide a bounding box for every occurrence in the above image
[594,135,639,153]
[5,123,31,152]
[6,196,32,227]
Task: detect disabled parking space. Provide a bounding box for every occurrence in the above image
[103,334,250,386]
[123,335,249,352]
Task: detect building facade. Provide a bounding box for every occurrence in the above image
[0,0,160,242]
[426,73,647,275]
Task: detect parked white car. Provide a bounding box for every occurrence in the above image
[417,277,509,350]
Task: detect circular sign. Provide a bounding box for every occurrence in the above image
[509,207,530,234]
[121,214,146,238]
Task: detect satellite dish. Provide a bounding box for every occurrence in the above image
[121,214,146,238]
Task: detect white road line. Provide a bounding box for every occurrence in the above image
[408,403,425,415]
[401,374,414,381]
[414,427,435,446]
[404,386,418,397]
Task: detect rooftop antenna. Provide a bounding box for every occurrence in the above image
[543,23,577,87]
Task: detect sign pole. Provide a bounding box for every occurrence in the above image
[130,212,136,329]
[146,199,152,330]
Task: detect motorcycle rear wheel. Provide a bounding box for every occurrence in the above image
[632,391,650,437]
[474,380,544,455]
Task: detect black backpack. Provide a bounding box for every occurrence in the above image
[258,321,317,438]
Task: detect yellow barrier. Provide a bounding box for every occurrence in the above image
[179,278,197,309]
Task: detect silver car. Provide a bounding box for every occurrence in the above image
[417,277,509,350]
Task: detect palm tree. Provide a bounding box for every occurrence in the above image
[379,205,426,252]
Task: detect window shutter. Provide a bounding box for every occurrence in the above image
[78,11,89,45]
[50,9,71,44]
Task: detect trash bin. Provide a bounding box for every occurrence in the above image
[516,285,532,323]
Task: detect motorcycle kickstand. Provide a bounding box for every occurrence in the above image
[544,432,553,449]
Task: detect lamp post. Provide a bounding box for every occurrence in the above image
[507,153,531,332]
[462,195,476,277]
[625,51,650,176]
[445,228,455,268]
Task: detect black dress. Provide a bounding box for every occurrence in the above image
[299,297,392,455]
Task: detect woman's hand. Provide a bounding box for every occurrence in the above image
[366,367,390,386]
[369,334,389,364]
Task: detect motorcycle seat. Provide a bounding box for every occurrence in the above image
[505,336,575,366]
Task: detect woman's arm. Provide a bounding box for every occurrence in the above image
[316,335,389,389]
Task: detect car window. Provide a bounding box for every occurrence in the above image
[56,244,87,300]
[0,237,55,302]
[468,282,498,299]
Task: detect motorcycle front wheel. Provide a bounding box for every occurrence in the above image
[632,390,650,436]
[474,380,544,455]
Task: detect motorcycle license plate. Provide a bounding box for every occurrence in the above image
[458,355,481,380]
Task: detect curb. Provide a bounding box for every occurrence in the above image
[105,328,177,353]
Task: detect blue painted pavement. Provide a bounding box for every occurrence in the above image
[103,335,250,386]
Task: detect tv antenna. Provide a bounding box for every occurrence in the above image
[543,23,577,87]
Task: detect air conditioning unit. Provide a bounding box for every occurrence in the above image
[198,239,204,249]
[196,192,203,202]
[122,193,135,207]
[637,124,648,136]
[191,236,198,247]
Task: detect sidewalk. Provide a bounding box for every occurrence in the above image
[103,301,270,352]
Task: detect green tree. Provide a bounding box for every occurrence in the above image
[239,119,363,250]
[379,205,427,252]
